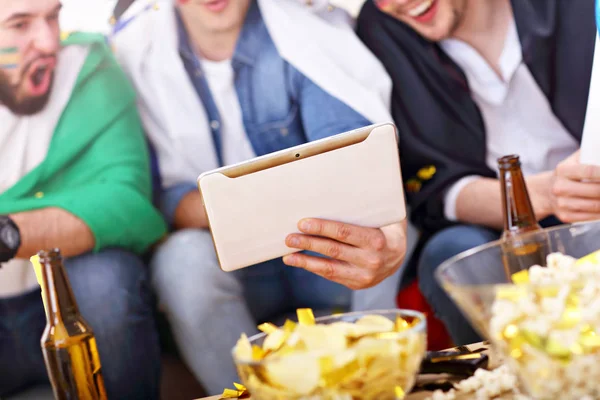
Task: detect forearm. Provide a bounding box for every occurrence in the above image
[173,192,209,230]
[454,174,553,230]
[10,207,95,259]
[454,178,506,230]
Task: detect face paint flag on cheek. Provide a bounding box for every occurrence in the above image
[0,47,19,69]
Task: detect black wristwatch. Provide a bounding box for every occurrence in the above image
[0,216,21,263]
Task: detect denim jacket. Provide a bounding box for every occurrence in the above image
[161,2,371,225]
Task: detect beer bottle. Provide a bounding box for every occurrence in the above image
[498,155,550,278]
[32,249,107,400]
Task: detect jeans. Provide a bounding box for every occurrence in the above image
[151,228,402,395]
[0,249,161,400]
[418,225,500,345]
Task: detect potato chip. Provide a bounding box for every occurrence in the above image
[355,314,396,331]
[263,328,286,352]
[296,325,348,352]
[265,354,321,394]
[233,333,252,361]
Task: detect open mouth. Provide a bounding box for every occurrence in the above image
[31,66,47,86]
[406,0,438,23]
[25,58,56,97]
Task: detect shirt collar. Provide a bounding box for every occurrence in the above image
[440,17,522,105]
[175,1,265,67]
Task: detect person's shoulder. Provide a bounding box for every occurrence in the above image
[60,31,113,70]
[61,32,135,105]
[60,31,106,47]
[356,0,380,25]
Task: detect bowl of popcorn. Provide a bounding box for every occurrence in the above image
[436,220,600,400]
[230,308,427,400]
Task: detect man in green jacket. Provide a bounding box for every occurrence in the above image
[0,1,167,399]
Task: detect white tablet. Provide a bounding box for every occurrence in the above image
[197,123,406,272]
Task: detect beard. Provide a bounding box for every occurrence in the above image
[0,57,55,116]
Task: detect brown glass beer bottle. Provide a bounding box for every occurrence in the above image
[498,155,550,278]
[34,249,107,400]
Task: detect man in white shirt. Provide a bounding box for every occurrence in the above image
[113,0,407,394]
[358,0,599,344]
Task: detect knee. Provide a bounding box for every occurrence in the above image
[150,229,241,311]
[418,225,498,288]
[420,226,497,272]
[66,249,153,334]
[151,229,216,272]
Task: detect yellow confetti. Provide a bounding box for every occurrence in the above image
[395,315,410,331]
[395,385,406,399]
[258,322,278,334]
[297,308,315,325]
[283,319,296,333]
[511,269,530,284]
[220,388,240,399]
[417,165,436,180]
[251,345,266,361]
[219,383,249,399]
[575,249,600,266]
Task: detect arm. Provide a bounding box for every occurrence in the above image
[11,208,94,258]
[0,43,167,255]
[452,173,554,229]
[162,185,208,230]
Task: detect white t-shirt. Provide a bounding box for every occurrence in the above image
[440,18,579,221]
[0,45,89,298]
[201,58,256,166]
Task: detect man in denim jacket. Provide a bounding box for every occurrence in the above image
[112,0,406,394]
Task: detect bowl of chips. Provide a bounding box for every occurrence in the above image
[436,220,600,399]
[231,308,427,400]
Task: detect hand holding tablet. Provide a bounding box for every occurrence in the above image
[197,123,407,288]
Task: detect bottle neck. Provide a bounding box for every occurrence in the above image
[499,166,539,232]
[39,257,79,326]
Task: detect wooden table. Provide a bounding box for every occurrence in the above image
[198,342,492,400]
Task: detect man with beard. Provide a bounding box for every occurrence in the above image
[112,0,407,394]
[357,0,598,345]
[0,0,167,399]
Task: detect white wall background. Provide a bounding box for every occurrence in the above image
[58,0,368,34]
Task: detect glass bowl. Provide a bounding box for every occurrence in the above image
[436,220,600,399]
[232,309,427,400]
